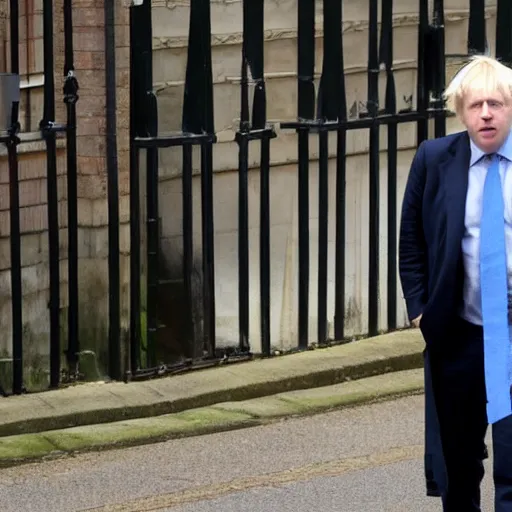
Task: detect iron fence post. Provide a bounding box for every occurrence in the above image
[105,0,121,380]
[6,0,23,394]
[41,0,61,388]
[63,0,80,382]
[368,0,380,337]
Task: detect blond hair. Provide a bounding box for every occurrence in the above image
[443,56,512,115]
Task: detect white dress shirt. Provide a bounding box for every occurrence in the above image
[460,130,512,325]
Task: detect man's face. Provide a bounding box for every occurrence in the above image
[461,90,512,153]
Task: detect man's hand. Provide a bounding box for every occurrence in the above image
[411,314,422,328]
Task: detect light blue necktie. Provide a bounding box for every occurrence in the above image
[480,153,512,424]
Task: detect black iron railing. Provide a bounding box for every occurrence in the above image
[280,0,446,341]
[237,0,276,354]
[127,0,443,380]
[129,0,225,379]
[125,0,512,380]
[380,0,397,332]
[0,0,78,395]
[3,0,510,391]
[5,0,22,395]
[63,0,80,382]
[41,0,61,389]
[105,0,121,381]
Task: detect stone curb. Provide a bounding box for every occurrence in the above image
[0,330,424,438]
[0,369,424,469]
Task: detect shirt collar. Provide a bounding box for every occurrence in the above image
[470,129,512,166]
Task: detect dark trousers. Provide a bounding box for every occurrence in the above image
[424,351,447,500]
[430,318,512,511]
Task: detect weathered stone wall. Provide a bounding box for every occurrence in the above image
[153,0,495,352]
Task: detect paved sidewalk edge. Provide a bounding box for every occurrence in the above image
[0,351,424,438]
[0,369,424,469]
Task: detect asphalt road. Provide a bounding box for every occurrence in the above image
[0,395,494,511]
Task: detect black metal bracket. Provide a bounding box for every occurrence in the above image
[63,71,80,105]
[235,126,277,142]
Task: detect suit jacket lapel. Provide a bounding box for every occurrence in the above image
[440,132,471,254]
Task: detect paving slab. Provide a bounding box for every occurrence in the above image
[212,395,306,418]
[42,409,257,454]
[280,368,424,413]
[0,329,424,437]
[0,434,57,461]
[0,368,425,468]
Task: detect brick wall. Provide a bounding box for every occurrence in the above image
[0,140,67,390]
[0,0,131,389]
[0,0,6,72]
[115,0,131,339]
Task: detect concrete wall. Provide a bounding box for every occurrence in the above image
[152,0,497,353]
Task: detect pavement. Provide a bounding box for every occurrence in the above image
[1,394,456,512]
[0,329,425,467]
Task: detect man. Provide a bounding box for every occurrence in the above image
[399,55,512,511]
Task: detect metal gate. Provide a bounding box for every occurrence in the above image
[128,0,508,380]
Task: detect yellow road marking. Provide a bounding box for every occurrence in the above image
[82,445,423,511]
